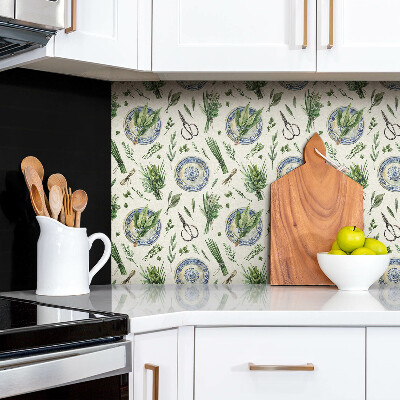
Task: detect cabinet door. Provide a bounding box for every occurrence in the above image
[134,329,177,400]
[318,0,400,72]
[195,327,365,400]
[367,327,400,400]
[153,0,316,72]
[55,0,137,69]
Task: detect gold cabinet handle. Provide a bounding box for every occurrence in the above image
[249,363,315,371]
[327,0,333,49]
[65,0,77,33]
[302,0,308,49]
[145,363,159,400]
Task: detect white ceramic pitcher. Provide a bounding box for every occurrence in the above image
[36,216,111,296]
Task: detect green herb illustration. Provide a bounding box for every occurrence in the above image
[268,132,278,168]
[369,192,385,215]
[111,140,126,173]
[131,104,161,144]
[140,163,165,200]
[267,89,283,112]
[184,104,192,117]
[345,82,368,99]
[142,81,166,99]
[241,163,267,201]
[244,81,267,99]
[122,142,135,161]
[200,91,222,132]
[348,163,369,189]
[368,117,378,134]
[242,265,266,284]
[205,239,228,276]
[111,92,120,119]
[369,90,384,113]
[111,242,127,275]
[166,90,181,113]
[223,141,236,161]
[140,265,165,284]
[165,191,182,214]
[167,233,177,267]
[335,104,364,143]
[245,244,265,261]
[387,104,396,118]
[143,143,163,159]
[233,104,263,144]
[325,141,339,162]
[200,192,223,234]
[131,205,162,246]
[111,194,120,220]
[167,131,177,163]
[233,205,263,246]
[121,243,138,266]
[245,143,264,160]
[346,142,366,159]
[302,90,323,133]
[143,244,163,261]
[223,243,239,265]
[206,137,228,173]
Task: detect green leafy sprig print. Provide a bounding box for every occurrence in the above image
[111,93,120,119]
[111,242,127,275]
[335,104,364,142]
[268,132,278,168]
[132,104,161,144]
[242,265,266,284]
[244,81,267,99]
[223,243,239,265]
[245,143,264,160]
[143,244,163,261]
[267,89,283,112]
[302,90,323,133]
[233,205,263,246]
[369,191,385,215]
[140,265,165,284]
[368,117,378,135]
[200,192,222,234]
[345,81,368,99]
[140,163,165,200]
[166,90,181,113]
[241,163,267,201]
[167,131,177,163]
[346,142,366,159]
[200,91,222,132]
[369,90,384,113]
[205,239,228,276]
[348,163,369,189]
[131,206,162,246]
[143,143,163,159]
[122,142,135,161]
[165,191,181,214]
[167,233,177,266]
[370,132,380,167]
[245,244,265,261]
[111,140,126,173]
[111,194,120,220]
[325,141,339,162]
[206,137,228,174]
[142,81,166,99]
[233,104,263,144]
[223,141,236,161]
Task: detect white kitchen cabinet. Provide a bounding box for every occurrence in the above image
[195,327,365,400]
[133,329,178,400]
[367,327,400,400]
[152,0,317,73]
[317,0,400,72]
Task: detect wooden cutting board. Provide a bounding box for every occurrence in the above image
[270,133,363,285]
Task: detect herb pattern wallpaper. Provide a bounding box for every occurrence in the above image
[111,81,400,285]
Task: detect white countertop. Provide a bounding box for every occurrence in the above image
[3,284,400,333]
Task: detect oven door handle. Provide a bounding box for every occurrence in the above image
[0,341,131,398]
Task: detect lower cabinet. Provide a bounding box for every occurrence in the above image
[195,327,365,400]
[133,329,178,400]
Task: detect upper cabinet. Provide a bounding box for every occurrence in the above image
[317,0,400,72]
[153,0,317,73]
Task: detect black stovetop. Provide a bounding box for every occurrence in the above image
[0,296,128,356]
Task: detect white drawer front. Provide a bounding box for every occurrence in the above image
[195,327,364,400]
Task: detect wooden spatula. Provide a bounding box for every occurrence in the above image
[24,166,50,218]
[72,189,88,228]
[30,184,44,216]
[21,156,44,181]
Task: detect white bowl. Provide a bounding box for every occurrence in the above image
[317,252,391,291]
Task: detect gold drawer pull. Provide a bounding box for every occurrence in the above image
[145,363,159,400]
[302,0,308,49]
[65,0,77,33]
[327,0,333,49]
[249,363,314,371]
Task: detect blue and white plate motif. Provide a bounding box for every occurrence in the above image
[124,106,161,145]
[176,284,210,310]
[327,107,364,145]
[276,156,304,179]
[380,82,400,91]
[175,258,210,284]
[177,81,207,90]
[226,107,263,145]
[175,157,209,192]
[225,208,263,246]
[124,208,161,246]
[378,157,400,192]
[279,81,309,90]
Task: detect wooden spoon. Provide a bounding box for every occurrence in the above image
[30,184,44,216]
[47,173,67,192]
[21,156,44,181]
[49,185,63,220]
[24,166,50,218]
[72,189,88,228]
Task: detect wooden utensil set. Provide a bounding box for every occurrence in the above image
[21,156,88,228]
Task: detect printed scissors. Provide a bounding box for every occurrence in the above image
[381,110,400,140]
[179,110,199,140]
[280,111,300,140]
[382,212,400,242]
[178,212,199,242]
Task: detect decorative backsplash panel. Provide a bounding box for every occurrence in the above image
[111,81,400,285]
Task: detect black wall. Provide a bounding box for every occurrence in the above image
[0,69,111,291]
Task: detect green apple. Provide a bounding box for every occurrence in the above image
[364,238,387,255]
[328,249,347,255]
[351,247,376,255]
[331,240,341,250]
[336,226,365,253]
